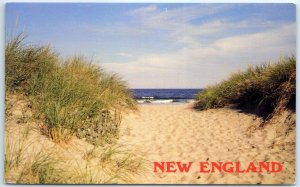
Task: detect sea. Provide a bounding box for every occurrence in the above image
[131,89,202,104]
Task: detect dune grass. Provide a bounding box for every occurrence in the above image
[4,94,147,184]
[194,56,296,120]
[5,129,148,184]
[75,144,149,184]
[5,34,137,144]
[6,149,61,184]
[5,34,58,93]
[5,33,145,184]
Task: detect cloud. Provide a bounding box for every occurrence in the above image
[117,52,134,58]
[128,5,157,15]
[124,4,289,48]
[129,4,228,30]
[102,23,295,88]
[92,4,296,88]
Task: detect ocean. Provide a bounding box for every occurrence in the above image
[131,89,202,104]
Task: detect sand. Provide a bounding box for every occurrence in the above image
[118,104,295,184]
[5,96,295,184]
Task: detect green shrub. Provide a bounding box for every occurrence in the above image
[30,58,103,141]
[5,34,58,93]
[195,56,296,118]
[6,36,137,144]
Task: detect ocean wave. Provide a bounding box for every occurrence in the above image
[136,99,195,104]
[141,96,154,99]
[152,99,174,104]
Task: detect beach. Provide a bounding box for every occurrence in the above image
[118,104,295,184]
[5,3,296,185]
[5,97,295,184]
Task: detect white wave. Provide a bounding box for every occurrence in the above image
[186,99,195,103]
[136,99,148,103]
[151,99,174,104]
[136,99,195,104]
[141,96,154,99]
[136,99,174,104]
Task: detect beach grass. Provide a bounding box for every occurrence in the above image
[5,32,146,184]
[5,34,58,93]
[5,129,148,184]
[5,34,137,144]
[194,56,296,120]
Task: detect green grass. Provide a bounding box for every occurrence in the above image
[6,35,137,144]
[5,34,58,94]
[194,56,296,119]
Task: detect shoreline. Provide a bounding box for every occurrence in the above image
[136,102,195,106]
[135,99,196,105]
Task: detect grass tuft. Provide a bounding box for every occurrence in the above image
[5,128,148,184]
[6,35,137,144]
[194,56,296,120]
[5,33,58,94]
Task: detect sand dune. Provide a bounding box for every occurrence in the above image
[118,104,295,184]
[5,96,295,184]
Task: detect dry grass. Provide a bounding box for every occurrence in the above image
[6,35,137,144]
[5,34,58,93]
[194,56,295,121]
[5,127,149,184]
[5,33,147,184]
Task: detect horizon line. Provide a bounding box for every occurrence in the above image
[130,88,203,89]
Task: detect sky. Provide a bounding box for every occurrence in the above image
[5,3,296,88]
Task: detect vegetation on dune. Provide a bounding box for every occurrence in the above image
[194,56,296,121]
[5,34,137,144]
[5,34,145,183]
[4,89,146,184]
[5,34,58,93]
[5,129,148,184]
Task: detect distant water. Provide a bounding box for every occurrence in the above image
[131,89,202,104]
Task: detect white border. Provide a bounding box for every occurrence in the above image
[0,1,298,187]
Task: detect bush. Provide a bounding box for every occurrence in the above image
[194,56,296,119]
[6,36,137,144]
[5,34,58,93]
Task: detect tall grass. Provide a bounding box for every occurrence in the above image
[5,94,146,184]
[6,35,137,144]
[194,56,296,119]
[5,34,58,93]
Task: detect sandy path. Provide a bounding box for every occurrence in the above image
[118,104,295,184]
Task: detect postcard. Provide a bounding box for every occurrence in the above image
[4,2,296,184]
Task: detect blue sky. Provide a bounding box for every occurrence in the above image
[6,3,296,88]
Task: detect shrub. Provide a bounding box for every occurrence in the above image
[5,34,58,93]
[5,36,137,144]
[194,56,296,119]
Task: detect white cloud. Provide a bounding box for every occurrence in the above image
[125,4,288,48]
[128,5,157,16]
[89,5,296,88]
[118,52,134,58]
[102,23,295,88]
[129,4,228,30]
